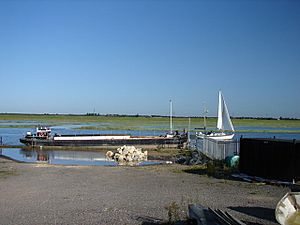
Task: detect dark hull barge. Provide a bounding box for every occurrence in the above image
[20,127,187,148]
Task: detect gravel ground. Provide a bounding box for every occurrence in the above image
[0,157,288,225]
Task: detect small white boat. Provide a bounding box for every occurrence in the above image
[197,91,235,140]
[276,192,300,225]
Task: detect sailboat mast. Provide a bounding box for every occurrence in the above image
[170,100,173,134]
[203,103,208,131]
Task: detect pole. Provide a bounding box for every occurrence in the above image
[170,100,173,134]
[188,117,191,148]
[203,103,208,131]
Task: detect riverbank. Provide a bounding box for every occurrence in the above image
[0,157,288,225]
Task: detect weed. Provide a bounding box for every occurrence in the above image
[206,162,216,176]
[165,201,180,224]
[0,170,16,179]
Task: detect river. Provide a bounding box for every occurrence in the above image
[1,121,300,166]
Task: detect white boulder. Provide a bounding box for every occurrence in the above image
[106,145,148,165]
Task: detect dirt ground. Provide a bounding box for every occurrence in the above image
[0,157,288,225]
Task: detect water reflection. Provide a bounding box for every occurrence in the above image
[0,148,162,166]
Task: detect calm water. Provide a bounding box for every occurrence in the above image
[0,148,163,166]
[0,126,167,146]
[1,120,300,166]
[1,124,300,146]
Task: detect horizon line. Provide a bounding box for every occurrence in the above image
[0,112,299,120]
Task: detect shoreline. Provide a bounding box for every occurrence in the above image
[0,157,288,225]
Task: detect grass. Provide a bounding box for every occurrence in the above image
[0,170,16,179]
[0,160,17,179]
[0,114,300,132]
[236,129,300,134]
[165,201,181,224]
[179,162,238,180]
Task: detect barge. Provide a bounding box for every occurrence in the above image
[20,127,188,148]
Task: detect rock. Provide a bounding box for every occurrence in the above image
[106,145,148,165]
[114,153,121,161]
[106,151,114,158]
[175,150,207,165]
[133,155,139,161]
[175,156,186,164]
[122,149,129,156]
[126,155,133,162]
[184,156,192,165]
[117,149,122,154]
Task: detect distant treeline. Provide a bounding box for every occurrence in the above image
[85,113,299,120]
[0,112,298,120]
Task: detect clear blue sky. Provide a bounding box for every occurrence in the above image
[1,0,299,118]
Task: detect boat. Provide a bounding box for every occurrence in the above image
[20,101,188,147]
[197,91,235,140]
[19,126,187,147]
[275,192,300,225]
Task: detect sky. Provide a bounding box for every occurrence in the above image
[0,0,299,118]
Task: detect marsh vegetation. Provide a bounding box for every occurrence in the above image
[0,114,299,133]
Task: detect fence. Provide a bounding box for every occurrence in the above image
[196,137,239,160]
[239,138,300,182]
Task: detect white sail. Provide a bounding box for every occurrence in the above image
[196,91,235,140]
[217,91,234,132]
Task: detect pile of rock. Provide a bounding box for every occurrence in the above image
[175,150,208,165]
[106,145,148,165]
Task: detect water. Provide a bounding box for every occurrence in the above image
[0,127,30,145]
[0,123,167,166]
[0,125,167,146]
[0,148,163,166]
[1,120,300,166]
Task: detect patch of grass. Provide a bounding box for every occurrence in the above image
[165,201,181,224]
[237,129,300,134]
[233,118,300,128]
[0,125,38,129]
[0,169,17,179]
[172,164,206,174]
[180,161,237,179]
[0,159,17,179]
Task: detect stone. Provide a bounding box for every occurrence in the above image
[106,151,114,158]
[106,145,148,165]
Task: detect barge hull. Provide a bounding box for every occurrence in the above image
[20,137,186,147]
